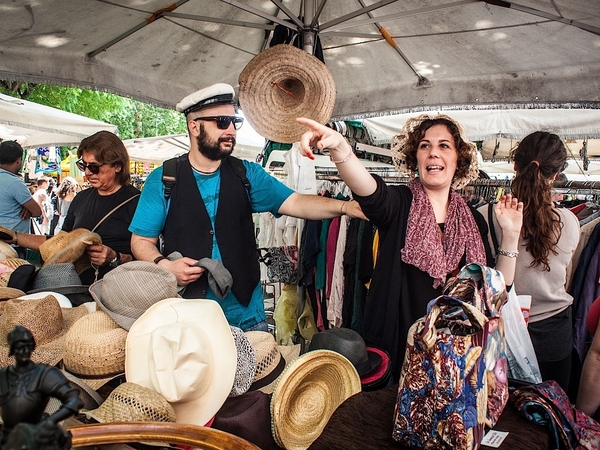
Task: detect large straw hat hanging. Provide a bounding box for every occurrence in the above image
[238,44,336,144]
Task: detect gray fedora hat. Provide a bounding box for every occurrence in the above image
[28,262,90,297]
[308,327,382,377]
[89,261,179,330]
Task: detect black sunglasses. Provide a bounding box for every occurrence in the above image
[193,116,244,130]
[76,159,105,174]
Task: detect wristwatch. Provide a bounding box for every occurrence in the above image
[109,252,121,268]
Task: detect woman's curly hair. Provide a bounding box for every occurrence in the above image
[510,131,567,271]
[390,114,479,189]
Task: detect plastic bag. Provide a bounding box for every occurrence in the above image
[503,287,542,384]
[273,284,299,346]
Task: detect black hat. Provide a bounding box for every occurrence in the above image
[308,327,381,377]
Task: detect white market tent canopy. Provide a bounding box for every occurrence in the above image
[123,119,267,165]
[0,1,598,119]
[363,108,600,145]
[0,93,118,148]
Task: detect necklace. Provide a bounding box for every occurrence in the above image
[191,162,221,175]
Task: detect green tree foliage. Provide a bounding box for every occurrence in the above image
[0,81,187,140]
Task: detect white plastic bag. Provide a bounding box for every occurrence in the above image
[503,287,542,383]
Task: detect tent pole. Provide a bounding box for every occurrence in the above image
[302,0,316,55]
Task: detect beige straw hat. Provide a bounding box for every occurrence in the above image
[270,349,361,450]
[0,295,88,367]
[126,298,237,427]
[238,44,336,144]
[0,258,32,288]
[245,331,300,395]
[62,310,128,390]
[0,241,18,259]
[0,286,26,301]
[84,382,176,423]
[39,228,102,273]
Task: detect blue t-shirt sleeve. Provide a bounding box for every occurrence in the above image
[11,179,35,206]
[128,166,168,237]
[244,160,294,216]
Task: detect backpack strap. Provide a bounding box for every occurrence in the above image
[162,155,251,200]
[226,156,251,191]
[162,157,178,200]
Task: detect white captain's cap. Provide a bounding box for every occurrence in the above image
[176,83,235,115]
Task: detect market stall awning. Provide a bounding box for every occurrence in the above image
[0,93,118,148]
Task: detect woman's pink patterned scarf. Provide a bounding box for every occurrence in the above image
[402,179,486,288]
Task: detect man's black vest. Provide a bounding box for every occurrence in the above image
[162,155,259,306]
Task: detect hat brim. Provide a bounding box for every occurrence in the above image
[45,370,104,414]
[238,44,336,144]
[125,298,237,427]
[0,304,88,367]
[89,279,135,330]
[0,287,26,300]
[270,349,361,450]
[257,344,301,395]
[28,285,89,296]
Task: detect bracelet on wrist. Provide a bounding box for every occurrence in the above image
[497,248,519,258]
[14,231,18,246]
[154,255,168,264]
[329,149,353,164]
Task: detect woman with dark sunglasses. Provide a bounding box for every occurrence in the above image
[1,131,140,286]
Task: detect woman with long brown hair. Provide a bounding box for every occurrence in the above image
[484,131,579,390]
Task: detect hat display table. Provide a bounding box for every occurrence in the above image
[309,384,551,450]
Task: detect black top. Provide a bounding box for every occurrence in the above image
[353,175,493,380]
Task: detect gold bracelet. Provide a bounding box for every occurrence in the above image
[329,149,353,164]
[497,248,519,258]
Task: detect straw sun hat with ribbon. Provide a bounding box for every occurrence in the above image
[238,44,336,144]
[270,349,361,450]
[0,295,88,367]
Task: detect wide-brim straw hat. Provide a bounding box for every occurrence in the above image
[89,261,179,331]
[246,331,300,395]
[125,298,237,427]
[0,226,16,242]
[39,228,102,273]
[62,310,128,390]
[238,44,336,144]
[0,287,26,301]
[0,295,88,367]
[270,349,361,450]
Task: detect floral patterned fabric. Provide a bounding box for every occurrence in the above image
[511,380,600,450]
[393,295,489,450]
[444,263,509,428]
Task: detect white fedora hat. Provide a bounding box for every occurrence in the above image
[125,298,237,427]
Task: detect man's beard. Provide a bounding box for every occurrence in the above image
[196,125,236,161]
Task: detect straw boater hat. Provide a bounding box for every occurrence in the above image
[0,295,88,367]
[62,310,128,390]
[238,44,336,144]
[125,298,237,427]
[39,228,102,273]
[270,349,362,450]
[89,261,179,330]
[246,331,301,395]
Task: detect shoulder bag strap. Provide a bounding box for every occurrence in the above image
[91,193,140,233]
